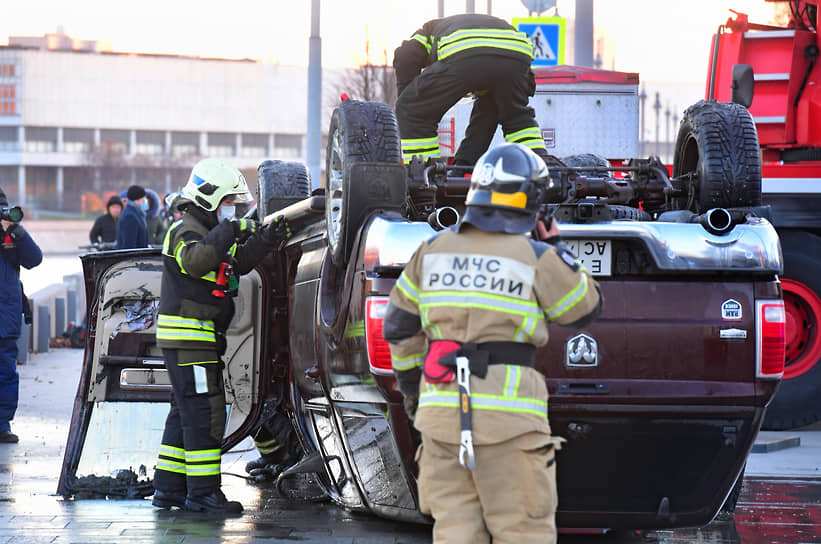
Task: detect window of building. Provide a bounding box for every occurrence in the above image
[135,130,164,155]
[1,64,15,77]
[273,133,302,159]
[207,132,235,157]
[63,127,94,153]
[0,126,18,152]
[100,129,130,154]
[240,133,267,158]
[0,83,17,116]
[24,127,57,152]
[171,131,199,158]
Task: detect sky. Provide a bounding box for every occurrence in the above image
[1,0,778,83]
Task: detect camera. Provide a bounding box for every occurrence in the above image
[0,205,23,223]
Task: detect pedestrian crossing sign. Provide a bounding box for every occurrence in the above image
[512,16,566,67]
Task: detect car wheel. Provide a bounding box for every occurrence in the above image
[608,205,651,221]
[762,230,821,430]
[258,160,311,219]
[672,100,762,212]
[324,99,403,266]
[561,153,612,177]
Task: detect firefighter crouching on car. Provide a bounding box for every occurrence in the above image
[383,143,602,543]
[151,158,292,514]
[393,14,552,168]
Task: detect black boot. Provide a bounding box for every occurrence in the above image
[184,489,243,515]
[245,455,276,474]
[152,489,186,509]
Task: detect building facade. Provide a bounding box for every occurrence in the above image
[0,44,324,215]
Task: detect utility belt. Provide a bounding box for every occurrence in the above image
[423,340,535,383]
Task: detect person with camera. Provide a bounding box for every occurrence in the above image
[151,158,292,515]
[382,144,602,543]
[0,187,42,443]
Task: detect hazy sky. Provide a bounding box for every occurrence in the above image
[2,0,776,83]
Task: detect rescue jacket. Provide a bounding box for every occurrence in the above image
[383,224,602,445]
[393,14,534,96]
[155,206,274,351]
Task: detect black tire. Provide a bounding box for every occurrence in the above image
[258,160,311,220]
[562,153,612,177]
[672,100,762,212]
[762,230,821,430]
[324,100,404,266]
[608,205,651,221]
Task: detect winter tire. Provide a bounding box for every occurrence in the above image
[673,100,762,212]
[607,205,651,221]
[324,100,404,266]
[258,160,311,220]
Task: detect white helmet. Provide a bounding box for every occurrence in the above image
[182,158,252,212]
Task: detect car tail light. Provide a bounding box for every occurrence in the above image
[756,300,786,378]
[366,296,393,374]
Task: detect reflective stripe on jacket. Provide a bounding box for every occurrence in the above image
[393,14,534,96]
[156,209,238,350]
[385,224,601,444]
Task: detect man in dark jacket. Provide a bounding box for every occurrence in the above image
[0,187,42,443]
[116,185,149,249]
[89,195,123,245]
[393,14,550,167]
[151,158,292,514]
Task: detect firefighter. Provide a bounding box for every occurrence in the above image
[151,158,292,514]
[382,143,602,543]
[393,14,550,168]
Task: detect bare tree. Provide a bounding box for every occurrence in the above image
[329,38,397,108]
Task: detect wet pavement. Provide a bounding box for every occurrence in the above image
[2,347,820,543]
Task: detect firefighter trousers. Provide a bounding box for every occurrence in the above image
[153,348,226,497]
[395,55,548,166]
[417,431,558,544]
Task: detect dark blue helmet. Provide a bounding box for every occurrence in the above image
[462,143,552,234]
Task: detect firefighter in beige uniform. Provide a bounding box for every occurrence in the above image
[383,143,602,544]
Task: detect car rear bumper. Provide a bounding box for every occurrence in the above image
[552,404,765,529]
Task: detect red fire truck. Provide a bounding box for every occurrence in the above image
[707,0,821,430]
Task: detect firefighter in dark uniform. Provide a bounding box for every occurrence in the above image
[383,143,602,543]
[393,14,550,167]
[151,158,291,514]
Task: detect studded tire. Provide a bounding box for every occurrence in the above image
[324,100,403,266]
[257,160,311,220]
[672,100,762,212]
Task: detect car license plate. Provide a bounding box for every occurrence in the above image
[565,240,611,276]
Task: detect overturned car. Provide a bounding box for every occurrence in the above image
[59,97,785,530]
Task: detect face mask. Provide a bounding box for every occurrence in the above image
[140,200,149,211]
[218,205,236,221]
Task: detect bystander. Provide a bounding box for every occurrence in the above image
[116,185,149,250]
[89,195,123,245]
[0,186,43,443]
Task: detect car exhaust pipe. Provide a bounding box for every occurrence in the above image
[428,206,460,231]
[700,207,736,235]
[262,195,326,232]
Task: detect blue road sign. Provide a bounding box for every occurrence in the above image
[512,16,566,67]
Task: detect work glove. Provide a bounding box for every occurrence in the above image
[263,215,292,245]
[403,395,419,422]
[230,218,260,240]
